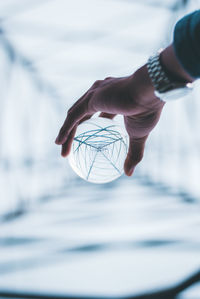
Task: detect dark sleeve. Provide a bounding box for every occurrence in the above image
[173,10,200,79]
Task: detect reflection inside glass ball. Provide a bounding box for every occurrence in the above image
[68,117,128,184]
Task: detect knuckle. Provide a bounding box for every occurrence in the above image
[87,90,93,97]
[95,80,101,84]
[92,80,102,87]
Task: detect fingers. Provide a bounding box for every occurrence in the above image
[55,106,87,145]
[61,114,93,157]
[78,114,93,125]
[55,93,94,145]
[55,77,115,146]
[65,80,102,115]
[61,126,77,157]
[99,112,116,119]
[60,112,116,158]
[124,135,148,176]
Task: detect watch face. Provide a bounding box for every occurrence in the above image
[155,84,193,102]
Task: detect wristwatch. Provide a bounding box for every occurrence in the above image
[147,50,193,102]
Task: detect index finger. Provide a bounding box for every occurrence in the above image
[55,91,95,145]
[55,105,89,145]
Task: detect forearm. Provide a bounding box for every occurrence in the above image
[160,44,195,83]
[173,10,200,79]
[142,11,200,96]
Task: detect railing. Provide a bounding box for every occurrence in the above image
[1,0,199,218]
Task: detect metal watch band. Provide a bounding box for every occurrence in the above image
[147,51,175,93]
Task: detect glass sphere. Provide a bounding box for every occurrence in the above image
[68,117,128,184]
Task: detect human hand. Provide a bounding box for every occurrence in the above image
[55,64,165,176]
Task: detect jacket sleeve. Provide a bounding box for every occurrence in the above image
[173,10,200,79]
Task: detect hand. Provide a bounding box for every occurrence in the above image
[55,64,165,176]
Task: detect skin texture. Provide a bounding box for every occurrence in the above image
[55,44,193,176]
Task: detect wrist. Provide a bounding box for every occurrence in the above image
[147,46,194,102]
[160,44,195,83]
[130,65,164,109]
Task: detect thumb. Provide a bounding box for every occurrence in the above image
[124,135,148,176]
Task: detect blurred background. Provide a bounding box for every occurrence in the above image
[0,0,200,298]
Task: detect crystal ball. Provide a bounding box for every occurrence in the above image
[68,117,128,184]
